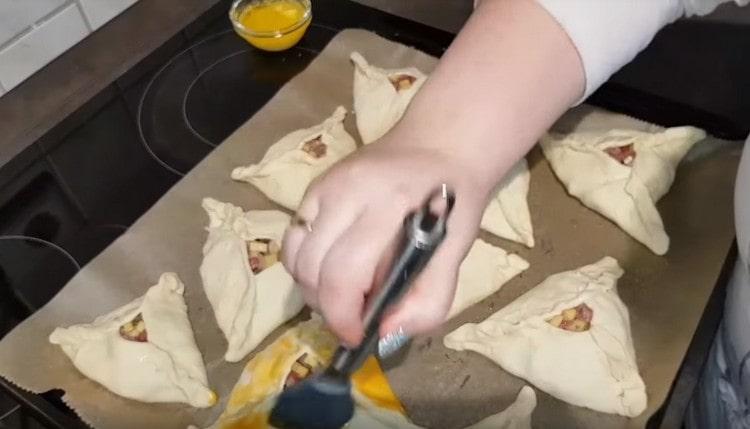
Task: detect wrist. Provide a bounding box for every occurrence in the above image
[383,121,507,197]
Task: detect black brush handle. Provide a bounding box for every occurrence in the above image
[328,187,455,377]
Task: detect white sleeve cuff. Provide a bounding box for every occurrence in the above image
[683,0,750,15]
[535,0,685,103]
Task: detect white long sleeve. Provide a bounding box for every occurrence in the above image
[534,0,750,102]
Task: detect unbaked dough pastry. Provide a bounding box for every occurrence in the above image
[540,126,705,255]
[444,257,647,417]
[480,159,534,247]
[49,273,216,407]
[203,316,536,429]
[231,106,357,210]
[200,198,304,362]
[202,315,419,429]
[351,52,427,144]
[448,239,529,319]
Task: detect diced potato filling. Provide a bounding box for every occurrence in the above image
[247,238,281,274]
[301,137,327,159]
[604,144,636,166]
[546,303,593,332]
[119,313,148,342]
[388,74,417,91]
[284,353,320,389]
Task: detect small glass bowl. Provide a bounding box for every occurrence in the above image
[229,0,312,52]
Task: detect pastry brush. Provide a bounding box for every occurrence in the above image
[269,185,455,429]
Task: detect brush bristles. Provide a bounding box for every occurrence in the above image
[270,375,354,429]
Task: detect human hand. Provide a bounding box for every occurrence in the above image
[281,132,495,348]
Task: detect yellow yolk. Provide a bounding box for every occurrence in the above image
[223,413,270,429]
[216,321,406,429]
[227,337,299,411]
[352,357,407,414]
[236,0,310,51]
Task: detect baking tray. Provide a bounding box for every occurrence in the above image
[0,1,744,427]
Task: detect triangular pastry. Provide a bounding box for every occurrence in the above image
[202,315,416,429]
[540,126,705,254]
[480,159,534,247]
[444,257,647,417]
[49,273,216,407]
[200,198,304,362]
[350,52,427,144]
[449,239,529,319]
[231,106,357,210]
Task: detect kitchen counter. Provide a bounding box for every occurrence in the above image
[0,0,224,169]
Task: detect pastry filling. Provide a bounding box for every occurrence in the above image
[604,144,636,166]
[247,238,281,274]
[284,353,320,389]
[302,137,327,159]
[119,313,148,342]
[388,74,417,91]
[546,303,593,332]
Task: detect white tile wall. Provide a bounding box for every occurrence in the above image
[0,0,139,97]
[0,4,89,91]
[0,0,68,47]
[77,0,139,30]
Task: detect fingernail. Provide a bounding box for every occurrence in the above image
[377,327,410,358]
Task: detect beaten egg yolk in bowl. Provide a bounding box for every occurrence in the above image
[230,0,312,52]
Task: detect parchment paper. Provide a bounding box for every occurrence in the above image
[0,29,741,429]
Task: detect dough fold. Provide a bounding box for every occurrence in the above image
[231,106,356,210]
[480,159,535,247]
[445,257,647,417]
[200,198,304,362]
[541,126,705,254]
[351,52,427,144]
[49,273,215,407]
[449,239,529,319]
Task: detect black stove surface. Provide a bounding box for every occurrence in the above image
[0,8,343,335]
[0,0,748,427]
[138,27,323,175]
